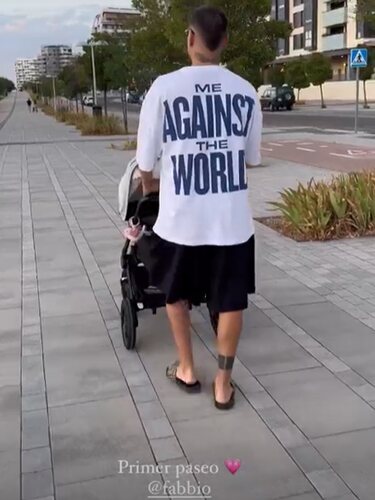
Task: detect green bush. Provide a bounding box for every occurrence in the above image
[269,172,375,241]
[79,115,124,136]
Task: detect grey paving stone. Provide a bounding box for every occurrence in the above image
[150,436,184,462]
[280,302,375,384]
[126,371,151,388]
[0,308,20,332]
[173,411,311,500]
[41,312,111,353]
[39,287,99,318]
[44,344,125,407]
[50,396,153,485]
[22,468,53,500]
[0,328,20,355]
[22,354,44,396]
[259,367,375,438]
[131,385,159,404]
[56,473,156,500]
[313,427,375,500]
[259,277,326,307]
[22,409,49,450]
[22,334,42,357]
[289,445,331,474]
[143,417,175,440]
[137,400,166,420]
[247,391,277,411]
[307,469,350,498]
[22,393,47,412]
[0,450,19,500]
[237,325,320,376]
[0,351,20,388]
[22,446,51,473]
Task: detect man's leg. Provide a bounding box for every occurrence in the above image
[214,311,242,403]
[166,301,198,384]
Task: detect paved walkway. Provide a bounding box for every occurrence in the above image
[2,95,375,500]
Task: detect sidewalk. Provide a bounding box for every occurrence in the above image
[2,95,375,500]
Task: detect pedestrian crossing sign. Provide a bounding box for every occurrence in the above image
[350,48,368,68]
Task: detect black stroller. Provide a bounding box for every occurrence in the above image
[119,159,218,350]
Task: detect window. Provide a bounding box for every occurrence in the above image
[293,33,304,49]
[293,11,304,28]
[328,25,345,35]
[293,0,304,5]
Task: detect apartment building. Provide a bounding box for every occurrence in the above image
[38,45,73,78]
[92,7,140,34]
[272,0,375,80]
[15,58,41,89]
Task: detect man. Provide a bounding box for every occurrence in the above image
[136,5,262,410]
[27,98,32,112]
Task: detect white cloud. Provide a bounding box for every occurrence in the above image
[3,19,27,32]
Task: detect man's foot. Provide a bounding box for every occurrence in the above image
[166,361,201,393]
[213,379,235,410]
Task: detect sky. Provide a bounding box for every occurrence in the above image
[0,0,132,81]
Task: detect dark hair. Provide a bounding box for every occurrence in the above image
[189,6,228,52]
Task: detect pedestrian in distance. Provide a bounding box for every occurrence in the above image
[136,5,262,410]
[27,98,32,112]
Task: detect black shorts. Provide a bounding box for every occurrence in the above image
[139,234,255,313]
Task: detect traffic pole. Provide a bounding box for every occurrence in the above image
[355,66,359,134]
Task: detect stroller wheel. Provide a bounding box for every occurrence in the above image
[208,308,219,336]
[121,298,137,350]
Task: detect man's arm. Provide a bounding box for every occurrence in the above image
[135,80,163,195]
[245,95,263,168]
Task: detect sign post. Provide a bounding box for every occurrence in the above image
[350,48,368,134]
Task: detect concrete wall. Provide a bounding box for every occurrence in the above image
[258,79,375,102]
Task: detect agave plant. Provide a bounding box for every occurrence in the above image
[268,171,375,241]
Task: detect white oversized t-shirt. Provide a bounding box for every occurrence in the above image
[136,65,262,246]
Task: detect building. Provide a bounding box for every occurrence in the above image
[15,58,41,89]
[38,45,73,78]
[92,7,140,34]
[271,0,375,80]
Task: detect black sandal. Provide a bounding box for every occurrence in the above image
[212,381,235,410]
[166,361,201,393]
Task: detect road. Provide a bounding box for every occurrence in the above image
[262,105,375,134]
[101,96,375,135]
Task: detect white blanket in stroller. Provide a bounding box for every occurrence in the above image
[118,157,160,221]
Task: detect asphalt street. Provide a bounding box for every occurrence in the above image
[102,96,375,135]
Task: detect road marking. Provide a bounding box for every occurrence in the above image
[268,142,284,147]
[298,142,313,145]
[330,152,355,159]
[296,147,316,152]
[261,147,273,152]
[347,149,367,156]
[320,145,329,148]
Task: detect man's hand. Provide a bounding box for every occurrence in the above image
[140,170,159,195]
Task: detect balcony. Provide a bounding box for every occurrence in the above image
[321,33,346,51]
[322,7,347,28]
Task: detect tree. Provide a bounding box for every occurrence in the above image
[357,0,375,29]
[306,53,332,108]
[59,57,90,112]
[360,48,375,109]
[285,58,310,101]
[131,0,291,89]
[0,77,15,96]
[269,65,285,87]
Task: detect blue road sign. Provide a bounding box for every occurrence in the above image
[350,48,368,68]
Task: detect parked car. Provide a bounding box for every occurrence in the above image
[127,91,141,104]
[260,86,295,111]
[83,96,94,107]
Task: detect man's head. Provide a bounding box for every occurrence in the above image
[187,6,228,64]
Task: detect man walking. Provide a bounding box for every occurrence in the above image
[27,98,32,112]
[136,6,262,410]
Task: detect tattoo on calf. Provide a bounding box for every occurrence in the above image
[218,355,235,370]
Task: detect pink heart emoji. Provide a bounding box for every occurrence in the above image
[224,459,241,475]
